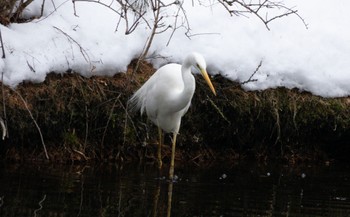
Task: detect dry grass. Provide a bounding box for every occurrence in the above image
[0,61,349,164]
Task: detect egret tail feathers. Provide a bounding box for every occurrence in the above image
[127,89,146,115]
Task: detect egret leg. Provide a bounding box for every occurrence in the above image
[157,127,163,169]
[169,132,177,180]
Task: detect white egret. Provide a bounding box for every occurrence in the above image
[128,52,216,180]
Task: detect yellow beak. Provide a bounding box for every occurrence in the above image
[200,68,217,96]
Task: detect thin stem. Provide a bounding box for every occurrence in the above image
[0,27,5,58]
[14,90,49,160]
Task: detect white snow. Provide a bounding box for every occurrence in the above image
[0,0,349,97]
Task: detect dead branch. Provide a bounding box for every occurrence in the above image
[138,0,162,62]
[240,60,262,85]
[125,96,145,146]
[0,28,5,58]
[33,194,46,217]
[207,95,231,124]
[135,0,190,71]
[0,28,8,140]
[53,26,92,67]
[0,117,7,140]
[36,0,67,23]
[73,0,122,16]
[73,0,149,34]
[40,0,46,17]
[217,0,308,30]
[167,1,191,46]
[72,148,89,160]
[100,94,121,148]
[14,90,49,160]
[73,0,189,65]
[117,0,149,34]
[11,0,35,22]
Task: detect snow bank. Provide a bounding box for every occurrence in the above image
[0,0,349,97]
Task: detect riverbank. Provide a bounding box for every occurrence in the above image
[0,61,349,164]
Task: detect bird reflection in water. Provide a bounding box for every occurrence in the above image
[152,180,174,217]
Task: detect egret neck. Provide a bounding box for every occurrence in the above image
[169,63,195,113]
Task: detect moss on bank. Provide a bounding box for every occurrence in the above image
[0,61,349,164]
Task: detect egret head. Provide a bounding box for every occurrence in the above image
[187,52,216,96]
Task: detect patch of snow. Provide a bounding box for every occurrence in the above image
[0,0,349,97]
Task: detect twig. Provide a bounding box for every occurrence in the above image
[1,72,8,139]
[124,98,143,145]
[36,0,69,23]
[73,0,149,33]
[73,148,89,160]
[138,0,162,62]
[100,94,121,148]
[26,60,36,72]
[218,0,308,30]
[166,1,191,46]
[53,26,91,64]
[73,0,122,16]
[271,99,282,156]
[240,60,262,85]
[0,27,5,58]
[14,90,49,160]
[206,95,231,124]
[186,32,220,38]
[11,0,35,22]
[40,0,46,17]
[136,0,186,71]
[33,194,46,217]
[84,104,88,150]
[0,27,8,139]
[0,117,7,140]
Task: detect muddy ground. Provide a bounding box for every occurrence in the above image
[0,60,349,165]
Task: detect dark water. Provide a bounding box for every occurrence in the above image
[1,161,350,217]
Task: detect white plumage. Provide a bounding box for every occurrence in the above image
[128,52,216,179]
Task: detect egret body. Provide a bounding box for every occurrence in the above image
[128,52,216,179]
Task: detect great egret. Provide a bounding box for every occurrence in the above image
[128,52,216,180]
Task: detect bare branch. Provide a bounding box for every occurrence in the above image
[33,194,46,217]
[73,0,122,16]
[1,70,8,141]
[14,90,49,160]
[0,117,7,140]
[135,0,190,70]
[73,0,191,63]
[0,28,5,58]
[11,0,35,22]
[36,0,69,23]
[217,0,307,30]
[100,94,121,148]
[240,60,262,85]
[53,26,91,64]
[73,0,150,34]
[166,0,191,46]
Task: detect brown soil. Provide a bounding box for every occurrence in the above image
[0,60,349,165]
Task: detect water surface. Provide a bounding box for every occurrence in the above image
[1,161,350,216]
